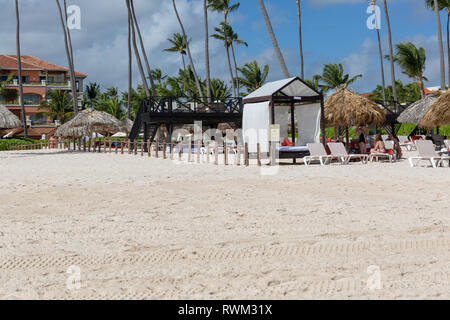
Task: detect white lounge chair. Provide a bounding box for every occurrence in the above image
[397,135,413,151]
[370,141,396,162]
[304,143,332,165]
[328,143,368,165]
[444,140,450,149]
[409,140,450,168]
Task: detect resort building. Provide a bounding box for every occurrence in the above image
[0,55,87,125]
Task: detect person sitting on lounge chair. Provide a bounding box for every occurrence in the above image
[387,134,402,159]
[370,134,386,153]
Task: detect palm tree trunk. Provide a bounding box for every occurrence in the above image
[225,44,236,96]
[63,0,79,114]
[434,0,446,91]
[373,1,386,106]
[383,0,398,110]
[127,6,132,119]
[296,0,304,79]
[231,43,240,96]
[376,28,387,106]
[418,76,425,99]
[129,0,157,96]
[204,0,211,101]
[56,0,78,115]
[15,0,27,137]
[258,0,290,78]
[181,54,186,71]
[172,0,203,98]
[125,0,150,98]
[223,15,236,97]
[447,9,450,88]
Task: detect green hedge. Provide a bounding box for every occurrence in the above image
[0,138,43,151]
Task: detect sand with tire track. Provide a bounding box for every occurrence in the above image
[0,149,450,299]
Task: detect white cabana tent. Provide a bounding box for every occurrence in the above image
[242,77,324,161]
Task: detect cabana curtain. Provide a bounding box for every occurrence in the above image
[243,102,270,153]
[295,103,321,146]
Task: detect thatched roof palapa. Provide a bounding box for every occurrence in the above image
[397,95,437,124]
[420,90,450,128]
[55,108,121,137]
[119,118,133,133]
[324,87,386,127]
[0,104,22,129]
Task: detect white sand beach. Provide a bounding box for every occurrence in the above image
[1,149,450,299]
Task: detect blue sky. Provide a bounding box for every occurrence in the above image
[0,0,445,94]
[230,0,443,92]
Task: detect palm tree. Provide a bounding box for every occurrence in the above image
[171,0,203,98]
[39,90,73,124]
[204,0,211,101]
[296,0,304,79]
[371,0,387,106]
[164,33,188,70]
[208,0,241,96]
[426,0,449,89]
[129,0,157,96]
[56,0,78,116]
[15,0,27,137]
[237,61,269,94]
[62,0,78,114]
[212,22,248,96]
[258,0,291,78]
[320,63,362,91]
[85,82,101,108]
[305,75,328,95]
[208,79,232,99]
[151,69,167,86]
[125,0,151,98]
[383,0,399,108]
[127,6,132,119]
[390,42,427,98]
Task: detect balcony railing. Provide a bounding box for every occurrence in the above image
[5,79,71,87]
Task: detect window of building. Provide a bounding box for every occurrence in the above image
[24,94,41,105]
[30,113,47,125]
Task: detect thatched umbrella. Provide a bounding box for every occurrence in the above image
[119,118,133,134]
[397,95,436,124]
[54,122,89,138]
[0,104,21,129]
[55,108,121,137]
[324,87,386,144]
[420,90,450,128]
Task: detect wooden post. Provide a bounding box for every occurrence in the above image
[104,139,107,153]
[178,142,182,160]
[88,137,91,152]
[121,140,124,154]
[163,140,167,159]
[115,139,118,154]
[134,140,137,155]
[214,144,218,165]
[109,139,112,153]
[188,138,192,162]
[257,143,261,166]
[155,139,159,158]
[83,138,86,152]
[127,139,131,155]
[141,141,144,156]
[236,143,241,166]
[148,139,151,157]
[244,142,249,167]
[224,141,228,165]
[206,142,210,164]
[170,142,174,160]
[196,140,201,163]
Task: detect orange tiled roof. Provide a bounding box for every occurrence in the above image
[0,126,57,139]
[0,55,87,77]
